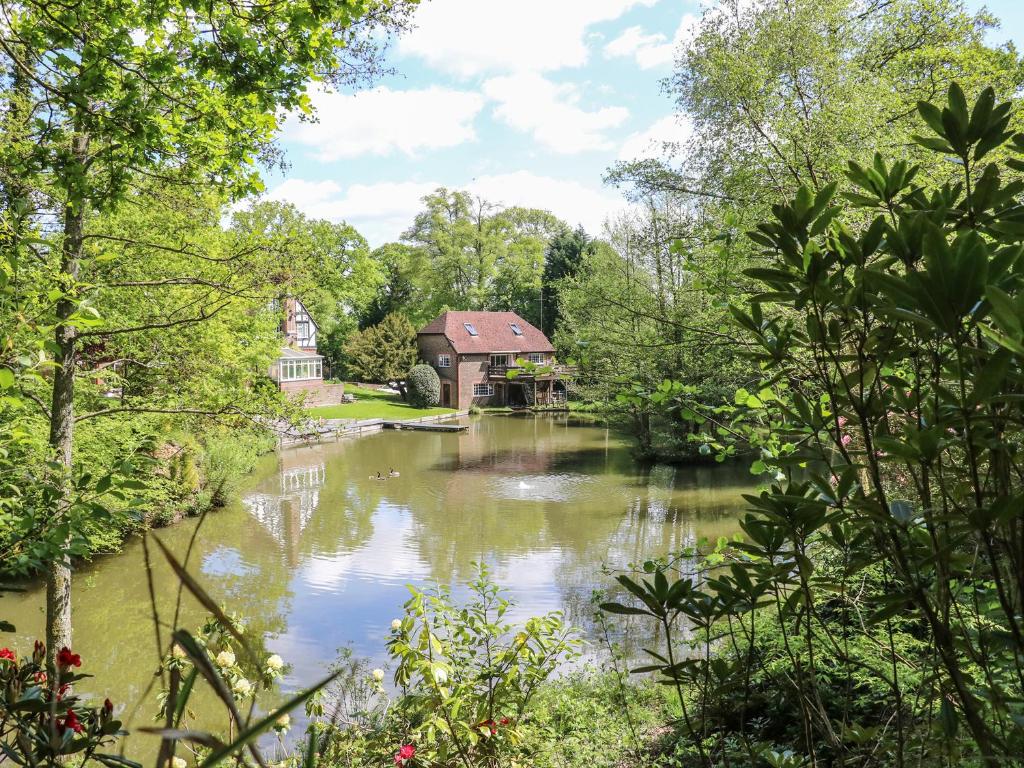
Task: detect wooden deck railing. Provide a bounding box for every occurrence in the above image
[488,364,575,380]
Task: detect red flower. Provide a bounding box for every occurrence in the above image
[57,647,81,669]
[56,683,71,700]
[499,717,510,726]
[394,744,415,765]
[480,719,497,735]
[0,648,14,662]
[58,709,83,735]
[33,671,47,685]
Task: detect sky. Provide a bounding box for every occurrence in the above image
[262,0,1024,248]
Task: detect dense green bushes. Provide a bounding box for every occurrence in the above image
[0,419,274,578]
[406,363,441,408]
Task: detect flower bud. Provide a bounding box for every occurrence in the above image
[390,619,402,631]
[32,641,45,665]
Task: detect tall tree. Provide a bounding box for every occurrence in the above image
[541,226,593,338]
[0,0,415,662]
[400,188,567,323]
[359,242,430,328]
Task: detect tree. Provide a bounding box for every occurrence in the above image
[399,188,568,322]
[557,206,747,458]
[230,200,381,374]
[541,226,593,337]
[343,313,418,395]
[0,0,415,663]
[359,243,430,328]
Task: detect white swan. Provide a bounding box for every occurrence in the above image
[389,468,400,478]
[517,480,532,490]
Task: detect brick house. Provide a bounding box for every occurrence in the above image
[268,297,344,406]
[417,311,568,409]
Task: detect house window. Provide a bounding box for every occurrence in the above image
[437,354,451,368]
[279,358,322,381]
[490,354,510,368]
[509,323,523,336]
[527,353,545,364]
[473,383,494,397]
[464,322,478,336]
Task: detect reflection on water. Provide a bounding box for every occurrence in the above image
[1,414,754,749]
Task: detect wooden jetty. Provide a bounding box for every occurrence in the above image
[383,420,467,432]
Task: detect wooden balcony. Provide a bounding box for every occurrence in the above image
[488,364,574,381]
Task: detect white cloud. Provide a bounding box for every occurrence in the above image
[283,85,485,161]
[399,0,659,77]
[618,114,693,161]
[603,13,698,69]
[483,73,629,153]
[265,178,439,244]
[265,173,627,246]
[466,171,626,234]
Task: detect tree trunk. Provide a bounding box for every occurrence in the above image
[46,130,88,663]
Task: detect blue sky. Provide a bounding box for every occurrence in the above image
[264,0,1022,247]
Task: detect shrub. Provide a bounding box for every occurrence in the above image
[0,641,132,767]
[406,363,440,408]
[304,567,580,768]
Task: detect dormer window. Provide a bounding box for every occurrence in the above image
[464,322,478,336]
[509,323,523,336]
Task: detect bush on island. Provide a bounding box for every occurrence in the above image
[407,364,441,408]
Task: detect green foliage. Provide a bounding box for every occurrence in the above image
[605,84,1024,765]
[541,226,593,338]
[396,188,569,326]
[300,568,581,768]
[406,364,441,409]
[344,314,419,385]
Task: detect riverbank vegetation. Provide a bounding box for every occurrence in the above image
[4,0,1024,766]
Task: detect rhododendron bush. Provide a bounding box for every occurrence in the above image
[0,642,133,767]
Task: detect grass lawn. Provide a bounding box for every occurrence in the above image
[307,384,457,421]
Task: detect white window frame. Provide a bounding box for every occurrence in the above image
[489,353,511,368]
[473,383,494,397]
[437,354,451,368]
[279,357,323,382]
[527,353,545,364]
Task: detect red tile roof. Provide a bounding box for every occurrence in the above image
[418,311,555,355]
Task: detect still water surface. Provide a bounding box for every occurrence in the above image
[3,414,752,741]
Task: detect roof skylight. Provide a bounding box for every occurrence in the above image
[464,322,478,336]
[510,323,523,336]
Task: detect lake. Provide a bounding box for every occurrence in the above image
[1,413,753,748]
